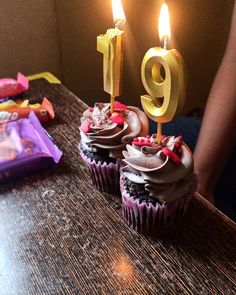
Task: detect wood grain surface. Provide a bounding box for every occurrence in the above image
[0,79,235,295]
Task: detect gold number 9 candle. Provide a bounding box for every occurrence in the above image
[97,0,125,113]
[141,3,186,142]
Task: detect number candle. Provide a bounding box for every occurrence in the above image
[97,0,126,113]
[141,3,186,143]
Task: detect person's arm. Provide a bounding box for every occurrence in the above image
[194,2,236,203]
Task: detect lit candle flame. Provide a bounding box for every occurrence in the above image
[112,0,126,28]
[159,3,171,49]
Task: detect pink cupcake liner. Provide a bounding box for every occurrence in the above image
[79,148,122,195]
[120,173,197,235]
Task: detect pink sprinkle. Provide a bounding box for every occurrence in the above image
[146,135,151,139]
[133,137,139,142]
[133,141,151,147]
[114,101,128,110]
[110,115,124,125]
[177,135,183,142]
[80,120,91,133]
[162,147,181,165]
[89,107,94,112]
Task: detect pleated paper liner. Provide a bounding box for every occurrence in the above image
[80,148,122,195]
[120,172,197,236]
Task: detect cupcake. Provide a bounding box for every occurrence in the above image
[79,101,149,194]
[120,135,197,235]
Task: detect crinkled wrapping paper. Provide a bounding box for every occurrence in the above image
[0,112,62,183]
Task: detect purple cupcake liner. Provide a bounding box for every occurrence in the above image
[79,148,122,195]
[120,173,197,236]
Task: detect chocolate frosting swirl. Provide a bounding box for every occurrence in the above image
[122,136,196,203]
[80,103,149,159]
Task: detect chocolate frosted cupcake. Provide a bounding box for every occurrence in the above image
[120,135,197,235]
[79,101,149,194]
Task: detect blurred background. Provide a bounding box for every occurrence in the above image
[0,0,234,113]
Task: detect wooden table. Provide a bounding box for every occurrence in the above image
[0,79,236,295]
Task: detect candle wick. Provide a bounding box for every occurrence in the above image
[163,36,168,50]
[115,19,125,30]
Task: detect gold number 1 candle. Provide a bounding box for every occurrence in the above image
[97,0,126,113]
[141,3,186,142]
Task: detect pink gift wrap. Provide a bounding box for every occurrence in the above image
[120,173,197,236]
[79,148,122,195]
